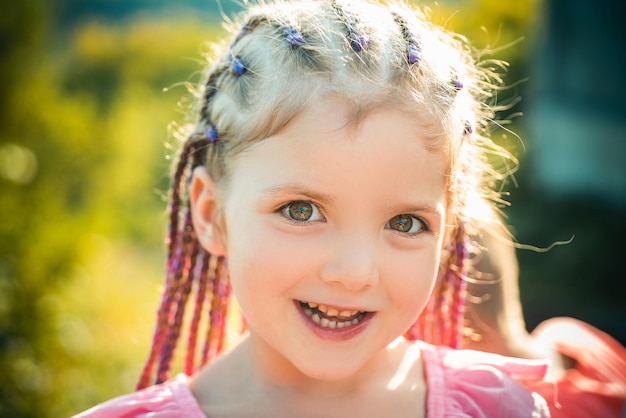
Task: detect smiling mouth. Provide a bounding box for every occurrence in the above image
[298,301,368,329]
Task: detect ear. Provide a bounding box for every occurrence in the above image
[189,166,227,256]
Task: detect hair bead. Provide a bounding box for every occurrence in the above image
[408,43,421,65]
[464,121,473,135]
[231,56,246,77]
[451,78,464,91]
[330,0,369,52]
[393,12,421,65]
[349,32,369,52]
[283,27,305,47]
[205,126,218,143]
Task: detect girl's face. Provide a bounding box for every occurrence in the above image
[195,98,449,383]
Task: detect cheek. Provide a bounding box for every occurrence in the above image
[224,223,317,302]
[386,246,441,314]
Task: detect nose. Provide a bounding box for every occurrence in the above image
[319,233,380,291]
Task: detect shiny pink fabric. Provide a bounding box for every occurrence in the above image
[73,374,206,418]
[526,317,626,418]
[74,344,550,417]
[421,343,550,417]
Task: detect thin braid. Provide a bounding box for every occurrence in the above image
[200,65,229,122]
[437,264,452,345]
[392,12,421,65]
[329,0,369,52]
[136,244,183,389]
[156,210,199,383]
[200,257,217,365]
[184,250,211,375]
[215,261,232,354]
[203,257,230,363]
[448,225,468,348]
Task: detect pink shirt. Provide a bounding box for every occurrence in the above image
[74,344,550,417]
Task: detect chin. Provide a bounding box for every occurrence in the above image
[286,346,382,384]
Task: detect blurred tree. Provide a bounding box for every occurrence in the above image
[0,2,73,416]
[0,1,221,416]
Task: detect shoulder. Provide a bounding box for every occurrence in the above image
[528,317,626,418]
[420,342,551,418]
[72,374,206,418]
[532,316,626,384]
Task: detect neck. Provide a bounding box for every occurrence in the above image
[191,333,426,418]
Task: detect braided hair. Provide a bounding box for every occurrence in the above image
[137,0,512,388]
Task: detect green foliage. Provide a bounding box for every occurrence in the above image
[0,4,223,416]
[0,1,538,416]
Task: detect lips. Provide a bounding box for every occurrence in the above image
[298,301,368,329]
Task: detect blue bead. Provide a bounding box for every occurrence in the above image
[205,127,218,143]
[284,28,305,47]
[232,57,246,77]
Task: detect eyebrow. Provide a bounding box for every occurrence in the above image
[387,202,445,216]
[261,184,336,205]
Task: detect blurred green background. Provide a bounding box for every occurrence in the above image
[1,0,624,416]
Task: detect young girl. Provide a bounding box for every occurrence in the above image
[74,0,551,416]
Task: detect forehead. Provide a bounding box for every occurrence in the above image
[222,97,448,210]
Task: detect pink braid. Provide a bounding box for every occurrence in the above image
[184,250,210,375]
[404,223,469,347]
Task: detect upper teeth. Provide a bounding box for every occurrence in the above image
[307,302,359,318]
[301,302,365,329]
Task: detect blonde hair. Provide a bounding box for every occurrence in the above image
[138,0,514,388]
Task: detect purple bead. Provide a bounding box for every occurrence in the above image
[232,57,246,77]
[350,33,368,52]
[408,44,421,65]
[463,121,473,135]
[283,28,305,47]
[451,78,464,91]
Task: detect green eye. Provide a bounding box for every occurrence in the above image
[288,202,314,221]
[387,214,424,234]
